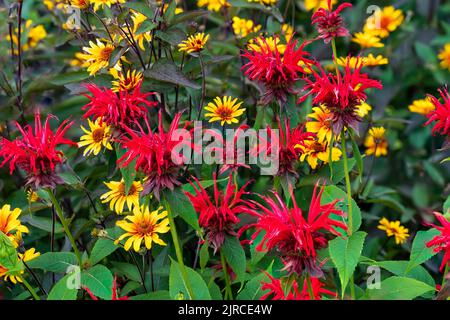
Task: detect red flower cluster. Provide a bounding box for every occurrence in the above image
[118,110,188,200]
[426,212,450,272]
[425,88,450,137]
[311,0,352,43]
[244,184,346,277]
[185,173,254,252]
[260,273,336,300]
[242,36,313,105]
[298,58,382,134]
[0,113,76,189]
[82,80,157,129]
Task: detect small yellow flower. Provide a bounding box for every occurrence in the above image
[408,97,435,115]
[438,43,450,72]
[337,56,365,69]
[129,10,153,51]
[70,0,90,9]
[204,96,246,126]
[248,36,286,54]
[197,0,230,12]
[364,6,404,39]
[297,138,342,170]
[0,248,40,284]
[337,54,388,69]
[232,17,261,38]
[364,127,388,157]
[304,0,336,11]
[306,106,334,143]
[100,180,143,214]
[178,33,209,54]
[248,0,277,6]
[378,217,409,245]
[111,70,143,93]
[78,118,113,156]
[282,24,294,42]
[352,32,384,49]
[79,39,115,76]
[0,205,29,246]
[364,54,389,67]
[7,20,47,54]
[115,205,170,252]
[90,0,125,11]
[356,102,372,118]
[26,189,39,203]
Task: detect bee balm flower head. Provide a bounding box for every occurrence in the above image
[425,88,450,138]
[311,0,352,43]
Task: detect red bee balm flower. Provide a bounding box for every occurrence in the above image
[82,80,157,128]
[425,88,450,137]
[242,36,313,105]
[245,183,347,277]
[185,173,254,252]
[311,0,352,43]
[426,212,450,272]
[298,58,382,134]
[0,113,76,189]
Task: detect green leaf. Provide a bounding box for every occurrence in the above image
[364,276,434,300]
[298,158,356,187]
[47,273,78,300]
[199,241,209,270]
[181,178,227,194]
[21,215,64,234]
[171,10,209,26]
[81,264,113,300]
[27,252,78,273]
[49,71,89,86]
[145,59,200,89]
[414,42,438,64]
[163,188,200,231]
[444,195,450,215]
[115,143,136,195]
[236,272,270,300]
[169,258,211,300]
[221,236,247,283]
[90,238,118,266]
[406,229,440,272]
[123,2,154,18]
[329,231,367,297]
[155,28,186,46]
[111,261,141,283]
[130,291,171,300]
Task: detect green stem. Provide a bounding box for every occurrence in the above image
[305,274,315,300]
[162,197,195,300]
[220,249,233,300]
[442,264,449,287]
[340,130,353,235]
[19,275,40,300]
[331,39,341,83]
[46,189,82,266]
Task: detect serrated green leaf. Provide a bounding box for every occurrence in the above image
[47,273,79,300]
[90,238,118,265]
[364,276,434,300]
[145,58,200,89]
[407,229,440,272]
[221,235,246,283]
[27,252,78,273]
[81,264,113,300]
[169,258,211,300]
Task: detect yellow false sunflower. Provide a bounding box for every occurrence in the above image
[248,36,286,54]
[378,218,409,245]
[204,96,246,126]
[0,205,29,246]
[43,0,65,10]
[351,32,384,49]
[7,20,47,54]
[364,6,404,39]
[115,205,170,252]
[305,106,334,143]
[197,0,230,12]
[364,127,388,157]
[78,118,113,156]
[111,70,143,93]
[438,43,450,72]
[304,0,336,11]
[79,39,115,76]
[90,0,125,12]
[296,138,342,170]
[0,248,40,284]
[26,189,39,203]
[178,33,209,54]
[356,102,372,118]
[232,17,261,38]
[130,10,153,51]
[248,0,277,6]
[282,24,294,41]
[70,0,90,9]
[364,54,389,67]
[100,180,143,214]
[408,97,435,115]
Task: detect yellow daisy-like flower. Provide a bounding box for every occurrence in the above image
[100,180,143,214]
[26,189,39,203]
[438,43,450,72]
[248,36,286,54]
[0,248,40,284]
[305,106,334,143]
[79,39,115,76]
[232,17,261,38]
[0,205,29,245]
[111,70,143,93]
[296,138,342,170]
[356,102,372,118]
[364,54,389,67]
[129,10,153,51]
[408,97,435,115]
[304,0,336,11]
[197,0,230,12]
[115,205,170,252]
[364,6,404,39]
[378,218,409,245]
[248,0,277,6]
[7,20,47,54]
[204,96,246,126]
[90,0,125,11]
[178,33,210,54]
[282,24,294,42]
[364,127,388,157]
[70,0,90,9]
[337,56,364,69]
[78,118,113,156]
[351,31,384,49]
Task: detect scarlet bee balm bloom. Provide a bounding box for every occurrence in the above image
[425,88,450,138]
[0,113,76,189]
[426,212,450,272]
[311,0,352,43]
